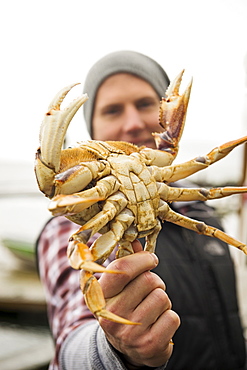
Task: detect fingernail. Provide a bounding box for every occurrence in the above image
[151,253,159,266]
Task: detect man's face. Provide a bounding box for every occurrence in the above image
[92,73,161,149]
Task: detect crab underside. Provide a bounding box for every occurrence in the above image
[35,70,247,325]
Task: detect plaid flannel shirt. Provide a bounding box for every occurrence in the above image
[37,216,112,369]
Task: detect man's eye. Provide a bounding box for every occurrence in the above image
[102,105,121,116]
[139,102,151,108]
[137,99,157,110]
[107,108,119,115]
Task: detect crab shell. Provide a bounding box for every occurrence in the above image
[35,71,247,325]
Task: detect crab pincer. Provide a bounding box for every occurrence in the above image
[153,69,192,158]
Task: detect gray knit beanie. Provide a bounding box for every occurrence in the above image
[83,50,170,137]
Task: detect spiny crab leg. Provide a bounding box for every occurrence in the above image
[67,193,133,263]
[48,175,120,216]
[48,195,102,216]
[153,69,192,159]
[68,240,141,325]
[158,183,247,202]
[81,271,141,325]
[152,136,247,183]
[39,83,88,172]
[158,201,247,255]
[67,239,119,273]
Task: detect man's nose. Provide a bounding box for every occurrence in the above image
[122,106,145,132]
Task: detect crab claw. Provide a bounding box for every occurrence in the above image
[39,83,88,173]
[153,69,192,158]
[35,84,88,197]
[81,271,141,325]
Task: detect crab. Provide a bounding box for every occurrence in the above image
[35,70,247,325]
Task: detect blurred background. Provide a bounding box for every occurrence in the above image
[1,0,247,368]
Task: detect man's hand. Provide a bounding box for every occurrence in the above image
[98,240,180,368]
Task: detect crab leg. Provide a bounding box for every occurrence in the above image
[68,227,140,325]
[158,183,247,202]
[154,136,247,183]
[90,209,135,262]
[65,191,128,273]
[81,271,140,325]
[116,225,139,258]
[69,194,135,263]
[144,222,163,253]
[71,191,128,238]
[48,175,120,216]
[158,201,247,254]
[67,192,130,265]
[67,239,116,273]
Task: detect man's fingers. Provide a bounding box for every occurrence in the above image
[100,251,159,298]
[139,309,180,367]
[134,287,172,324]
[102,272,167,324]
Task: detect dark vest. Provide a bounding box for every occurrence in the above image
[141,202,246,370]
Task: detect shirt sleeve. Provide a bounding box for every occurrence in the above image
[59,321,168,370]
[59,321,127,369]
[37,216,95,369]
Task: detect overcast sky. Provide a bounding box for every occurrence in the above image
[1,0,247,167]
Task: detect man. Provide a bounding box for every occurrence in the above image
[37,51,246,369]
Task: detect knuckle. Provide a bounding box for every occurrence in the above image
[170,310,181,328]
[161,309,181,331]
[145,271,166,290]
[109,256,133,275]
[108,259,134,284]
[152,288,172,310]
[137,333,161,359]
